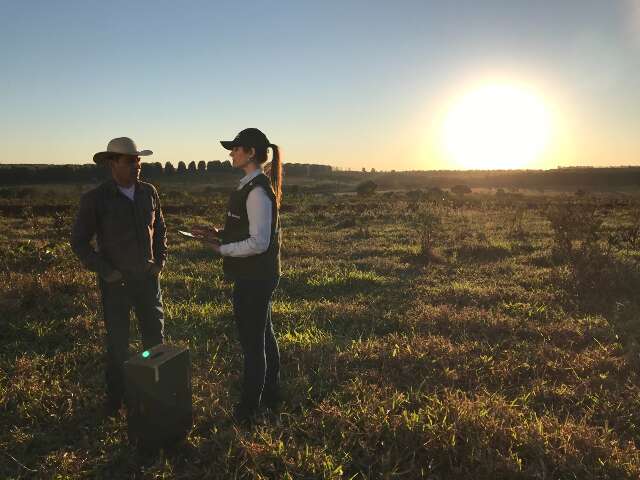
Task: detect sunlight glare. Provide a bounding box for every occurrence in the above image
[442,83,552,169]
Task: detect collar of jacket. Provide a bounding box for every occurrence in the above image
[106,178,140,195]
[237,168,264,190]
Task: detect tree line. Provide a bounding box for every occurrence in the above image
[365,167,640,190]
[0,162,333,185]
[1,162,638,190]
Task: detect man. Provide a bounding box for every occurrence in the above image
[71,137,167,417]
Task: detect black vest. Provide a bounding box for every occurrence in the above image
[222,174,281,280]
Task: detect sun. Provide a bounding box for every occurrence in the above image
[441,83,552,169]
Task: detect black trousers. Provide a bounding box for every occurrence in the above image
[98,270,165,405]
[232,276,280,409]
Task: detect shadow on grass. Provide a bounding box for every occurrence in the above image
[448,242,513,263]
[278,262,426,303]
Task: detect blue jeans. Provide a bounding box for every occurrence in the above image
[232,276,280,409]
[98,270,165,405]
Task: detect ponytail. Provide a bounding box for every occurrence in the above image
[269,144,282,208]
[244,138,282,207]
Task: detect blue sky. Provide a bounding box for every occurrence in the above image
[1,0,638,170]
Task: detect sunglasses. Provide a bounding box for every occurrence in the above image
[116,155,141,165]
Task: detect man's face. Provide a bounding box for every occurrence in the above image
[110,155,141,186]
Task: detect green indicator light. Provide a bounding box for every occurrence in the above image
[142,351,150,358]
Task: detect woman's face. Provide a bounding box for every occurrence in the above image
[229,146,255,169]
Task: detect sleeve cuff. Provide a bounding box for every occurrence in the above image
[219,244,231,256]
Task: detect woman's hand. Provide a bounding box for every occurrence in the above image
[191,225,222,253]
[191,225,221,239]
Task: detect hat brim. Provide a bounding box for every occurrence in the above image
[220,140,240,150]
[93,149,153,164]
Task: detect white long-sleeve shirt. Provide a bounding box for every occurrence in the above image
[219,169,273,258]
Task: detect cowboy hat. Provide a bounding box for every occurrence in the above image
[93,137,153,164]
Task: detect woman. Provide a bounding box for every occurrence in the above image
[192,128,282,423]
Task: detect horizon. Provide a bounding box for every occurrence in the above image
[4,162,640,175]
[1,1,639,170]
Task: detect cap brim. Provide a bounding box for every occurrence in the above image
[93,149,153,164]
[220,140,240,150]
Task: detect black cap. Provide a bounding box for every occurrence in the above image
[220,128,270,150]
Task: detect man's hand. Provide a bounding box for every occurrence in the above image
[102,269,123,283]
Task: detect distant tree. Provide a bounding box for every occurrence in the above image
[221,160,232,170]
[362,168,366,173]
[197,161,206,174]
[140,163,154,179]
[208,160,222,172]
[188,161,197,174]
[310,165,332,176]
[356,180,377,196]
[371,168,376,173]
[451,184,472,195]
[284,163,311,176]
[58,165,74,182]
[165,162,175,175]
[177,161,187,174]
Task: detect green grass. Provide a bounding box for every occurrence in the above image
[2,187,640,478]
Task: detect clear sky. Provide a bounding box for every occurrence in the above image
[1,0,639,170]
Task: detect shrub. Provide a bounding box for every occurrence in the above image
[507,206,527,239]
[543,202,639,313]
[286,185,300,195]
[405,189,425,202]
[335,216,357,229]
[451,184,472,195]
[545,202,602,259]
[51,211,70,238]
[427,187,445,201]
[0,240,60,273]
[552,244,640,314]
[607,221,640,254]
[0,187,34,199]
[415,206,444,263]
[356,180,377,196]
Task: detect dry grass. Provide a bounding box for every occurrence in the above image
[1,186,640,478]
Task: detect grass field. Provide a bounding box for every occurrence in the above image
[2,183,640,479]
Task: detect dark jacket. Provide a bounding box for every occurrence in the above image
[71,179,167,276]
[221,174,280,280]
